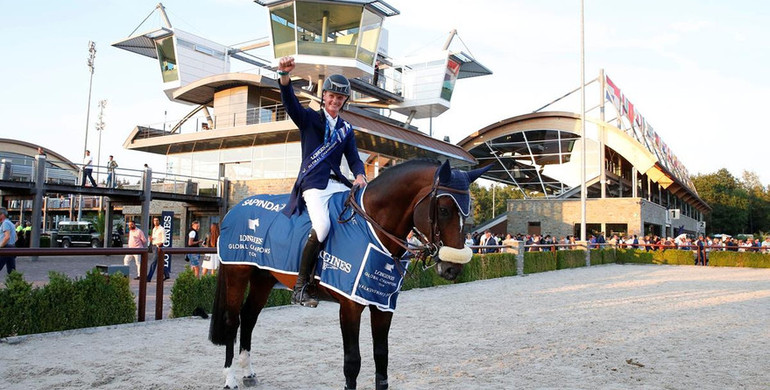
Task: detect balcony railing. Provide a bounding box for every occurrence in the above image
[0,156,223,198]
[133,101,312,141]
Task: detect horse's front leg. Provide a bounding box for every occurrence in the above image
[370,307,393,390]
[239,270,277,387]
[339,301,365,390]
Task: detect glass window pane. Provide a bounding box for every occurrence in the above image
[357,9,382,66]
[156,37,179,83]
[295,2,361,58]
[271,3,297,58]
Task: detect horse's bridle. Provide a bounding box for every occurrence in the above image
[339,176,469,270]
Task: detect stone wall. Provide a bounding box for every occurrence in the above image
[506,197,701,238]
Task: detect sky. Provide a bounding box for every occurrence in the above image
[2,0,769,186]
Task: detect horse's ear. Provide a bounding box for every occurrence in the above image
[437,160,452,184]
[467,164,492,183]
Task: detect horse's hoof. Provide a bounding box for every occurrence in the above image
[224,386,238,389]
[376,376,388,389]
[242,374,258,387]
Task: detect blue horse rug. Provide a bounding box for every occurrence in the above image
[219,188,410,312]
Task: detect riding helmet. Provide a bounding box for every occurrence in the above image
[322,74,351,96]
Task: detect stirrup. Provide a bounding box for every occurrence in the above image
[291,283,319,308]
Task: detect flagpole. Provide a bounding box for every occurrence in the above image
[580,0,587,242]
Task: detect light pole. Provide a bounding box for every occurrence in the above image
[95,99,107,183]
[78,41,97,222]
[579,0,587,242]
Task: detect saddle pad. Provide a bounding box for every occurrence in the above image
[219,189,410,312]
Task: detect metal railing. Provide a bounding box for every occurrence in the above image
[132,101,312,140]
[0,156,224,197]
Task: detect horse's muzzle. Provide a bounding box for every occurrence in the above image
[437,246,473,264]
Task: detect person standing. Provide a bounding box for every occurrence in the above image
[81,150,97,187]
[277,56,367,308]
[187,220,203,278]
[0,207,18,276]
[201,222,220,277]
[106,155,118,188]
[123,220,147,280]
[146,217,167,282]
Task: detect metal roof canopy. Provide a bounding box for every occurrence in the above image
[451,51,493,79]
[111,27,173,59]
[253,0,400,17]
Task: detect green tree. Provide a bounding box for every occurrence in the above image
[692,169,749,234]
[740,170,770,234]
[470,182,525,226]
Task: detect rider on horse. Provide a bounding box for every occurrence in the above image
[277,56,368,308]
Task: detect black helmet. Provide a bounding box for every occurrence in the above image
[322,74,350,96]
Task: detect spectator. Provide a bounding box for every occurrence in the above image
[0,207,18,275]
[123,220,148,280]
[146,217,167,282]
[81,150,97,187]
[187,220,204,278]
[464,233,474,247]
[201,222,220,277]
[106,155,118,188]
[695,235,707,266]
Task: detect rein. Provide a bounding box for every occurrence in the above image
[338,178,470,274]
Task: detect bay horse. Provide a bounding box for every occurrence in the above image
[209,159,489,389]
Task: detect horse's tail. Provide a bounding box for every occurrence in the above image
[209,264,232,345]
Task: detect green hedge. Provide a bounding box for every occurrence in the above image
[0,270,135,338]
[615,249,654,264]
[170,268,293,317]
[523,251,557,274]
[557,250,586,269]
[590,249,617,265]
[171,270,218,318]
[615,248,697,265]
[651,249,696,265]
[402,261,453,291]
[456,253,517,283]
[709,251,770,268]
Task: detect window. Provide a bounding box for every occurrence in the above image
[527,221,541,235]
[155,37,179,83]
[270,3,297,58]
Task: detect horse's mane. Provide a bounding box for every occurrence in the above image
[369,159,440,186]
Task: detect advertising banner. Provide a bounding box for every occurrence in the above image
[161,210,173,274]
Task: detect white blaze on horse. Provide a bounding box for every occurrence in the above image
[209,159,489,389]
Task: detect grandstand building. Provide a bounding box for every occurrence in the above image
[459,71,709,239]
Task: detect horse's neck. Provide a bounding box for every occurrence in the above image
[364,175,429,250]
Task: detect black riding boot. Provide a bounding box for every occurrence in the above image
[292,229,321,307]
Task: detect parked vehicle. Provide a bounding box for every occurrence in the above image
[55,221,102,248]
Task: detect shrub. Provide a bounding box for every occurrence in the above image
[456,253,517,283]
[402,261,452,291]
[0,269,135,337]
[556,250,586,269]
[523,251,557,274]
[0,271,33,337]
[651,249,696,265]
[30,272,85,333]
[709,251,770,268]
[169,268,294,317]
[171,268,218,318]
[615,249,654,264]
[79,269,135,327]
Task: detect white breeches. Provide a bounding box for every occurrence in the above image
[302,179,350,242]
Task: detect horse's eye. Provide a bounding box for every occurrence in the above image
[439,207,450,217]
